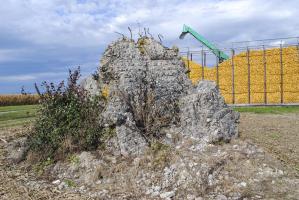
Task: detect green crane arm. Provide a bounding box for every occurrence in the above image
[179,24,229,62]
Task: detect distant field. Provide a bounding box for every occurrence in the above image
[0,94,39,106]
[0,105,38,128]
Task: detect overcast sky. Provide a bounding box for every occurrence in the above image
[0,0,298,94]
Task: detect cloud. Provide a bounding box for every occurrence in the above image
[0,72,67,82]
[0,0,298,93]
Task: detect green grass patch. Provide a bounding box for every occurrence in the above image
[233,106,299,114]
[0,105,38,128]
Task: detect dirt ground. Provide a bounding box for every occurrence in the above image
[0,112,298,199]
[239,112,299,172]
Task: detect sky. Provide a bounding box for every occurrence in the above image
[0,0,298,94]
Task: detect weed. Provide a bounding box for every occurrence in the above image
[68,154,80,165]
[27,67,107,161]
[137,38,147,55]
[33,157,54,175]
[64,179,76,187]
[270,133,281,140]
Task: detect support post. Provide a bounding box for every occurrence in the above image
[202,52,205,80]
[280,44,284,104]
[263,45,267,104]
[216,51,219,86]
[201,48,204,80]
[187,47,190,78]
[247,47,251,104]
[231,49,235,104]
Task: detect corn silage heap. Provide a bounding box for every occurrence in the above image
[82,37,239,155]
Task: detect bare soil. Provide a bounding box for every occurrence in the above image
[239,112,299,172]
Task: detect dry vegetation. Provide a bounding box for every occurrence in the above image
[0,94,39,106]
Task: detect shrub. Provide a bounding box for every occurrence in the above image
[28,67,107,161]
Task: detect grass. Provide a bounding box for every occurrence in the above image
[233,106,299,114]
[0,105,39,128]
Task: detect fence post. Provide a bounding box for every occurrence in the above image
[187,47,190,78]
[247,47,251,104]
[201,49,204,80]
[263,45,267,104]
[280,44,284,104]
[190,53,193,61]
[202,52,205,80]
[231,49,235,104]
[216,51,219,86]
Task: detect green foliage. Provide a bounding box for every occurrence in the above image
[33,157,54,176]
[28,67,106,161]
[64,179,76,187]
[68,154,80,165]
[233,106,299,114]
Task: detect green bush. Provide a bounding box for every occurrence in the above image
[28,67,107,161]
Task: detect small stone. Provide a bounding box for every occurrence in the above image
[153,186,161,192]
[239,182,247,187]
[160,191,175,199]
[52,180,61,185]
[79,185,86,191]
[58,182,67,190]
[151,191,160,197]
[216,194,227,200]
[146,188,153,195]
[187,194,196,200]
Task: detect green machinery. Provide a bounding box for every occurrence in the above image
[179,24,229,62]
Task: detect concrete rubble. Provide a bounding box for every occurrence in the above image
[82,36,239,155]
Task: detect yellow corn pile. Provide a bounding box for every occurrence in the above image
[183,46,299,104]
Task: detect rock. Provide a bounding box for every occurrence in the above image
[180,81,239,145]
[6,137,28,163]
[187,194,196,200]
[239,182,247,187]
[58,182,67,190]
[216,194,227,200]
[52,180,61,185]
[96,37,191,156]
[81,75,101,96]
[81,36,239,156]
[160,191,175,199]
